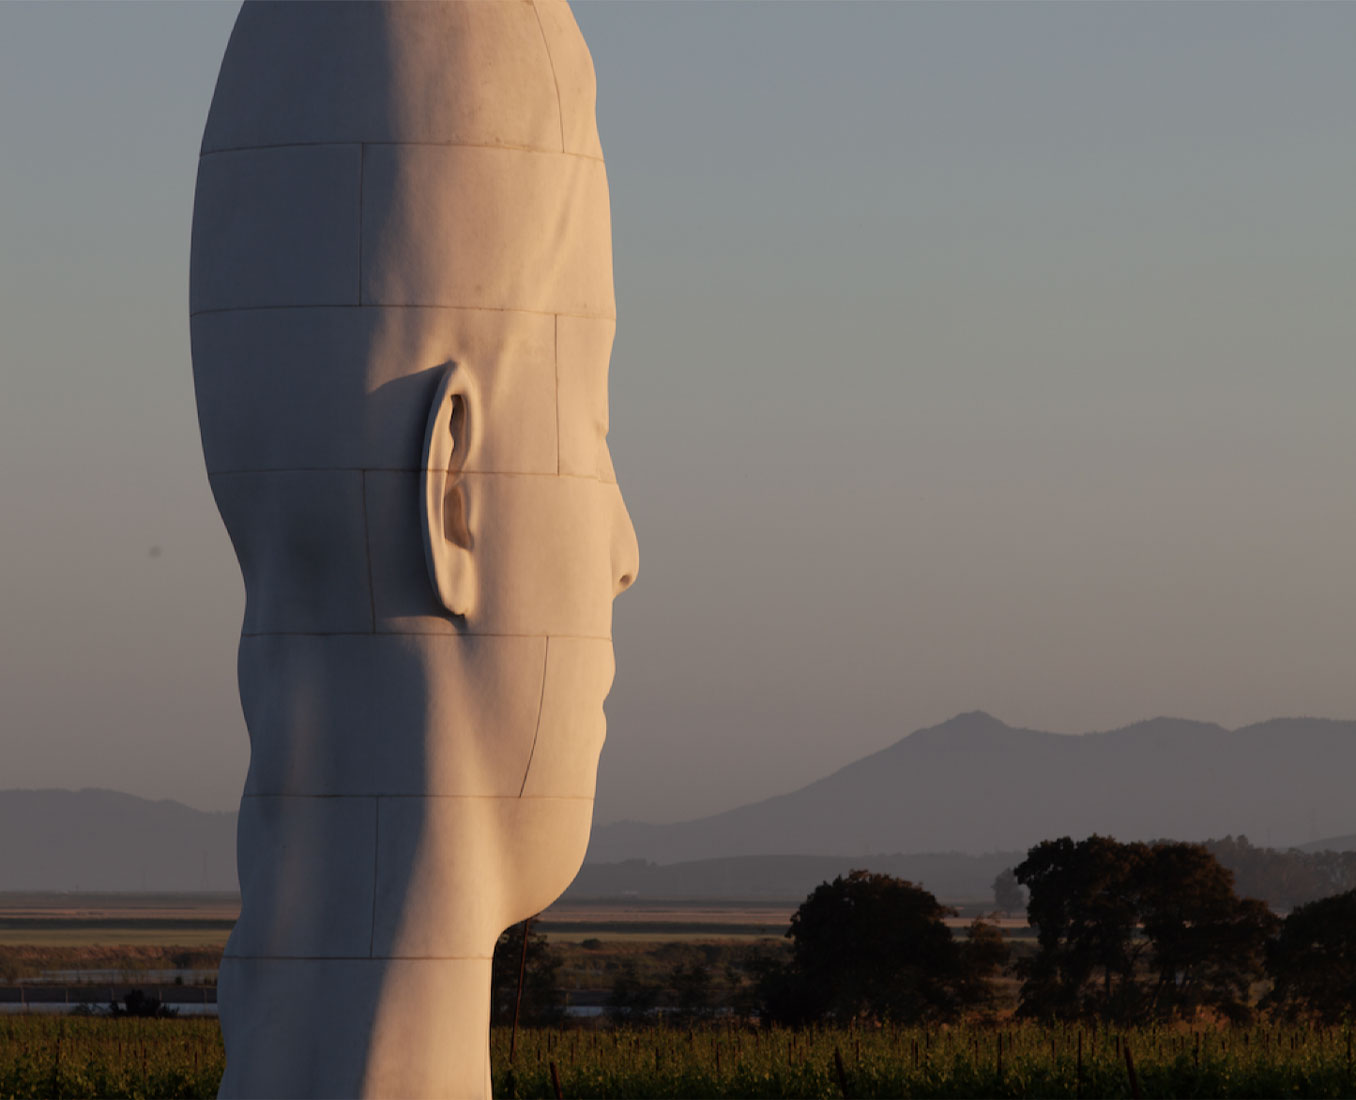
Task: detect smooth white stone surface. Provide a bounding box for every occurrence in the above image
[520,636,614,799]
[190,145,360,313]
[557,315,617,481]
[360,144,614,317]
[217,958,387,1099]
[227,796,377,960]
[218,956,493,1099]
[365,470,633,638]
[371,796,595,960]
[369,797,503,960]
[192,307,558,475]
[362,958,495,1099]
[192,3,634,1095]
[239,634,546,798]
[202,2,560,155]
[532,0,605,159]
[209,470,373,635]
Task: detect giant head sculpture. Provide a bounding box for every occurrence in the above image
[189,3,637,1095]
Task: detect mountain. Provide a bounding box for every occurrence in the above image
[6,713,1355,892]
[0,788,236,892]
[587,712,1356,863]
[563,851,1020,904]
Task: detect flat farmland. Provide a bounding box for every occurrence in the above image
[4,1018,1355,1099]
[0,894,830,947]
[537,900,795,941]
[539,901,1029,939]
[0,895,236,948]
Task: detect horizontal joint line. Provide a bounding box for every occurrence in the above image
[239,794,594,802]
[239,631,611,641]
[222,954,495,961]
[191,304,614,321]
[210,468,614,484]
[200,139,603,164]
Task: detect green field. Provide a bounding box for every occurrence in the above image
[0,896,799,950]
[2,1018,1354,1099]
[0,924,234,949]
[0,896,237,951]
[1,897,1352,1097]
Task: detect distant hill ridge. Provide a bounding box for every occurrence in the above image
[5,712,1356,891]
[588,711,1356,863]
[0,788,236,892]
[563,851,1022,904]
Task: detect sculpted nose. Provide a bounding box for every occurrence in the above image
[612,487,639,598]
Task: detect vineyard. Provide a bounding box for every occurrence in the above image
[0,1017,221,1100]
[2,1017,1354,1099]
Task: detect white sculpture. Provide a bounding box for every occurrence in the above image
[188,3,637,1096]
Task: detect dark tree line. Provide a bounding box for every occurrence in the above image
[757,870,1008,1025]
[771,850,1356,1026]
[1015,836,1276,1022]
[1203,835,1356,911]
[500,840,1356,1029]
[491,920,565,1027]
[607,956,725,1023]
[1014,835,1356,1024]
[597,872,1010,1027]
[1263,890,1356,1023]
[996,835,1356,915]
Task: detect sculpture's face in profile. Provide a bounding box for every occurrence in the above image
[191,3,637,1094]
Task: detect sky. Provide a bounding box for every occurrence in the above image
[2,2,1355,826]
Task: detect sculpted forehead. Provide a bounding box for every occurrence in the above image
[190,0,617,476]
[202,0,601,159]
[191,0,613,317]
[191,118,614,320]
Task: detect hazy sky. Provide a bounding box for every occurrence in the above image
[2,2,1355,825]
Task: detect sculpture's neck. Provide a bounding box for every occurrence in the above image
[222,631,597,1098]
[217,954,494,1098]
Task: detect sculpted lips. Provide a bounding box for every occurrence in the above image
[521,636,615,800]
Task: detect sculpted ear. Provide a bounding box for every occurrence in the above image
[421,363,477,617]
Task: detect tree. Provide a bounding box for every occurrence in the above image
[993,868,1025,915]
[668,961,714,1021]
[1015,836,1275,1023]
[490,919,564,1026]
[1016,836,1150,1020]
[956,919,1010,1016]
[1263,889,1356,1023]
[1205,835,1356,911]
[760,869,1007,1024]
[607,960,660,1022]
[725,942,788,1019]
[1136,841,1276,1022]
[108,989,177,1018]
